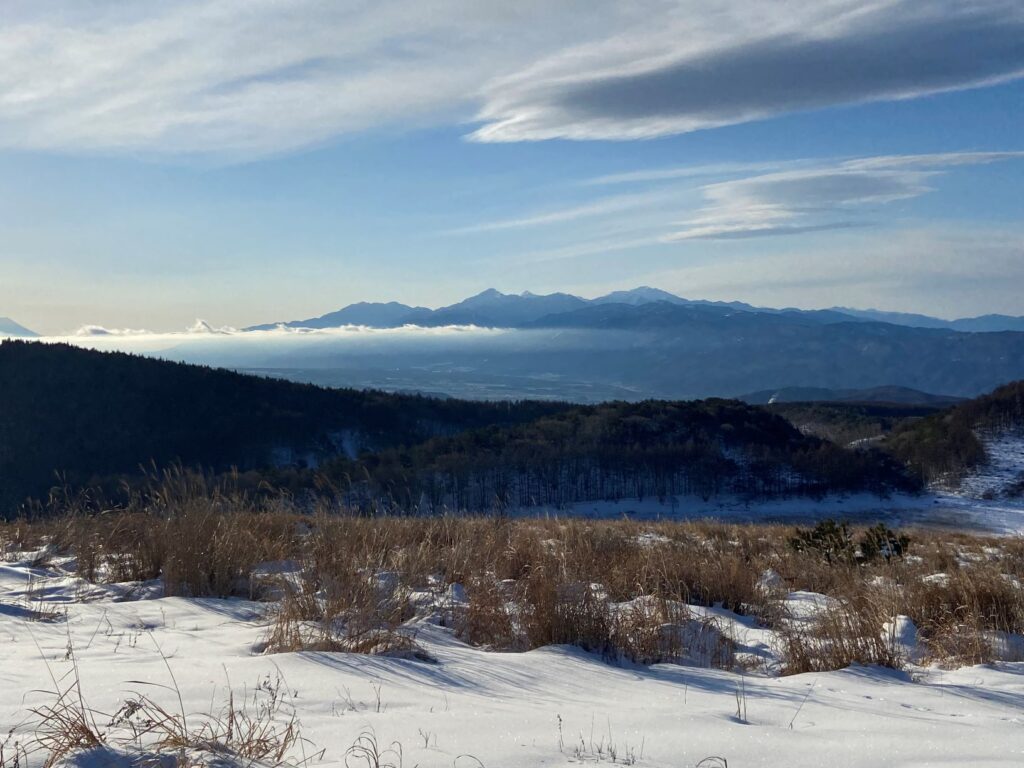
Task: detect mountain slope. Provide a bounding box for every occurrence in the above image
[322,398,919,512]
[0,341,567,513]
[249,288,1024,333]
[245,290,589,330]
[886,380,1024,486]
[0,317,38,337]
[246,301,429,330]
[834,307,1024,333]
[510,302,1024,398]
[591,286,689,305]
[422,289,588,326]
[0,341,923,516]
[209,303,1024,402]
[740,385,963,406]
[948,315,1024,333]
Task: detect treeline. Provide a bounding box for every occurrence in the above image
[0,341,566,513]
[767,401,942,446]
[0,342,925,518]
[315,400,919,513]
[886,380,1024,483]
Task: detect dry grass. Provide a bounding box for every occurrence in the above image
[3,472,1023,672]
[777,591,905,674]
[12,640,316,768]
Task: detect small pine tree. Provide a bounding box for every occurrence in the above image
[858,523,910,562]
[789,519,854,565]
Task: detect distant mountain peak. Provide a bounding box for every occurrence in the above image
[471,287,505,299]
[0,317,39,338]
[593,286,687,305]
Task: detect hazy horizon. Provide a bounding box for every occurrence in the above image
[8,284,1024,338]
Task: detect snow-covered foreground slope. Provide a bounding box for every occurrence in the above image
[2,558,1023,767]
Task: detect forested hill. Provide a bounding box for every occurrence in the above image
[0,341,919,517]
[0,341,566,512]
[319,399,919,513]
[886,380,1024,483]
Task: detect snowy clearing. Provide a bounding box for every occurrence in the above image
[2,548,1023,768]
[559,491,1024,536]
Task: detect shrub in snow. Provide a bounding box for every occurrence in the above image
[788,519,854,564]
[789,520,910,565]
[858,524,910,562]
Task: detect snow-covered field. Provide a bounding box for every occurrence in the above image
[558,490,1024,535]
[952,431,1024,501]
[3,551,1023,768]
[542,430,1024,535]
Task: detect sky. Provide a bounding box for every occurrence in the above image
[1,0,1023,334]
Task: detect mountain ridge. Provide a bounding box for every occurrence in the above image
[246,288,1024,333]
[739,385,964,406]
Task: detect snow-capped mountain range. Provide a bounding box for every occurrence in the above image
[247,287,1024,332]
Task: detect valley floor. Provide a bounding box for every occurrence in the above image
[2,552,1023,768]
[563,491,1024,536]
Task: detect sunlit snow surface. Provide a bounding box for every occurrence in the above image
[1,552,1024,768]
[955,431,1024,500]
[559,491,1024,535]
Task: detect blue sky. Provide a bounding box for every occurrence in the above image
[1,0,1023,334]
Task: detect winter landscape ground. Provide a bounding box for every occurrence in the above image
[3,500,1024,768]
[2,347,1024,767]
[5,3,1024,765]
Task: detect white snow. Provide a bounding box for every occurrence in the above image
[508,429,1024,536]
[755,569,785,596]
[883,616,923,664]
[554,490,1024,535]
[947,430,1024,502]
[3,555,1024,767]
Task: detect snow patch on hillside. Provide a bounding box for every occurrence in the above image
[956,430,1024,501]
[557,490,1024,534]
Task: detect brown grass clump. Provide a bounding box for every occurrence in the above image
[35,469,298,597]
[460,575,516,649]
[8,473,1024,671]
[901,566,1024,665]
[778,591,904,675]
[106,687,304,767]
[18,642,315,768]
[29,675,104,768]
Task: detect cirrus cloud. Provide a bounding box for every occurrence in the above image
[0,2,1021,155]
[471,1,1024,142]
[665,151,1024,240]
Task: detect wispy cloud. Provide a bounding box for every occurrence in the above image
[1,2,1021,155]
[453,151,1024,245]
[0,1,622,156]
[583,161,810,186]
[840,151,1024,170]
[665,152,1024,240]
[63,321,505,341]
[472,1,1024,143]
[73,325,152,337]
[443,189,677,235]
